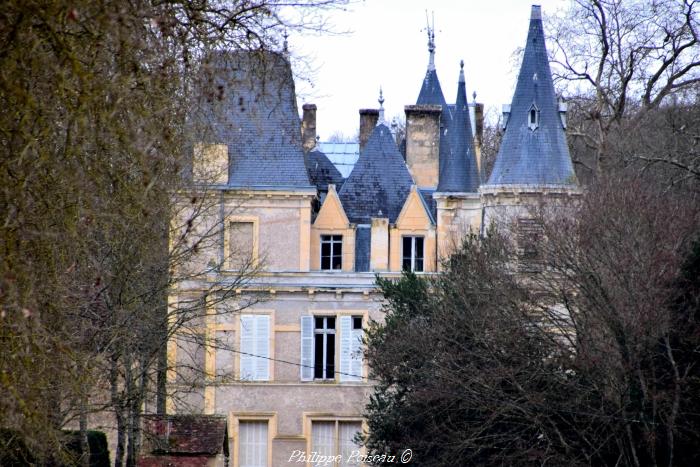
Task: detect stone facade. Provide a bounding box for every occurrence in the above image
[167,6,579,467]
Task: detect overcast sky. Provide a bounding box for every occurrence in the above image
[290,0,570,140]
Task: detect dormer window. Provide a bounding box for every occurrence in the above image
[528,104,539,131]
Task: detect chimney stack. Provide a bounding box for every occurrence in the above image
[301,103,317,152]
[359,108,379,151]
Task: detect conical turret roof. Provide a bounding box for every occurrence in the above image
[486,6,577,187]
[437,63,480,192]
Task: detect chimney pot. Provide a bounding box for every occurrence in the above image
[359,109,379,151]
[302,103,317,152]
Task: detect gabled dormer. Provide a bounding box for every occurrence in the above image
[311,184,355,272]
[389,186,437,272]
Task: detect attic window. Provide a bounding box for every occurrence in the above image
[528,104,539,131]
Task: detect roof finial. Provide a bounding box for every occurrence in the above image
[425,11,436,71]
[378,86,385,124]
[472,91,477,103]
[459,59,465,83]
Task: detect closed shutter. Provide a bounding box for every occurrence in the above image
[300,316,314,381]
[255,315,270,380]
[351,325,363,381]
[240,315,255,380]
[340,316,362,382]
[339,316,352,382]
[240,315,270,381]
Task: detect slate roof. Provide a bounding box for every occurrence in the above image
[437,65,480,192]
[415,36,453,189]
[338,123,414,224]
[198,51,312,189]
[417,68,448,108]
[306,149,344,191]
[485,6,577,187]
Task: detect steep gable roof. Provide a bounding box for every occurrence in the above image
[395,186,434,229]
[338,123,414,224]
[199,51,312,189]
[486,6,577,187]
[314,184,349,228]
[437,63,481,192]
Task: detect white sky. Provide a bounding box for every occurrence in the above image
[290,0,570,139]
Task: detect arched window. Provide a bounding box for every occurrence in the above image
[528,104,539,130]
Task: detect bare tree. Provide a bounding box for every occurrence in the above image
[547,0,700,179]
[0,1,347,465]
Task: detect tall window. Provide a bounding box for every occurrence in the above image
[402,236,424,272]
[239,315,270,381]
[238,421,268,467]
[314,316,335,379]
[301,315,364,382]
[229,221,254,269]
[311,420,362,467]
[321,235,342,270]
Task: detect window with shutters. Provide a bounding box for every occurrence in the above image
[226,220,257,270]
[239,314,270,381]
[238,420,268,467]
[311,420,363,467]
[300,315,363,382]
[401,236,424,272]
[320,235,343,270]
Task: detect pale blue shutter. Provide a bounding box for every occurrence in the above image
[255,315,270,380]
[240,315,255,380]
[339,316,352,382]
[300,316,314,381]
[351,324,363,381]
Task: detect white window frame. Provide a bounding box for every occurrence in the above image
[314,316,336,380]
[232,413,276,467]
[320,234,343,271]
[308,418,365,467]
[401,235,425,272]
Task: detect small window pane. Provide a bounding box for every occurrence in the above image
[402,236,412,259]
[327,317,335,329]
[314,334,324,379]
[326,335,335,378]
[352,317,362,330]
[415,237,424,258]
[415,259,424,272]
[315,317,324,329]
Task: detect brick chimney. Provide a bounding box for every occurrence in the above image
[359,108,379,151]
[301,103,317,152]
